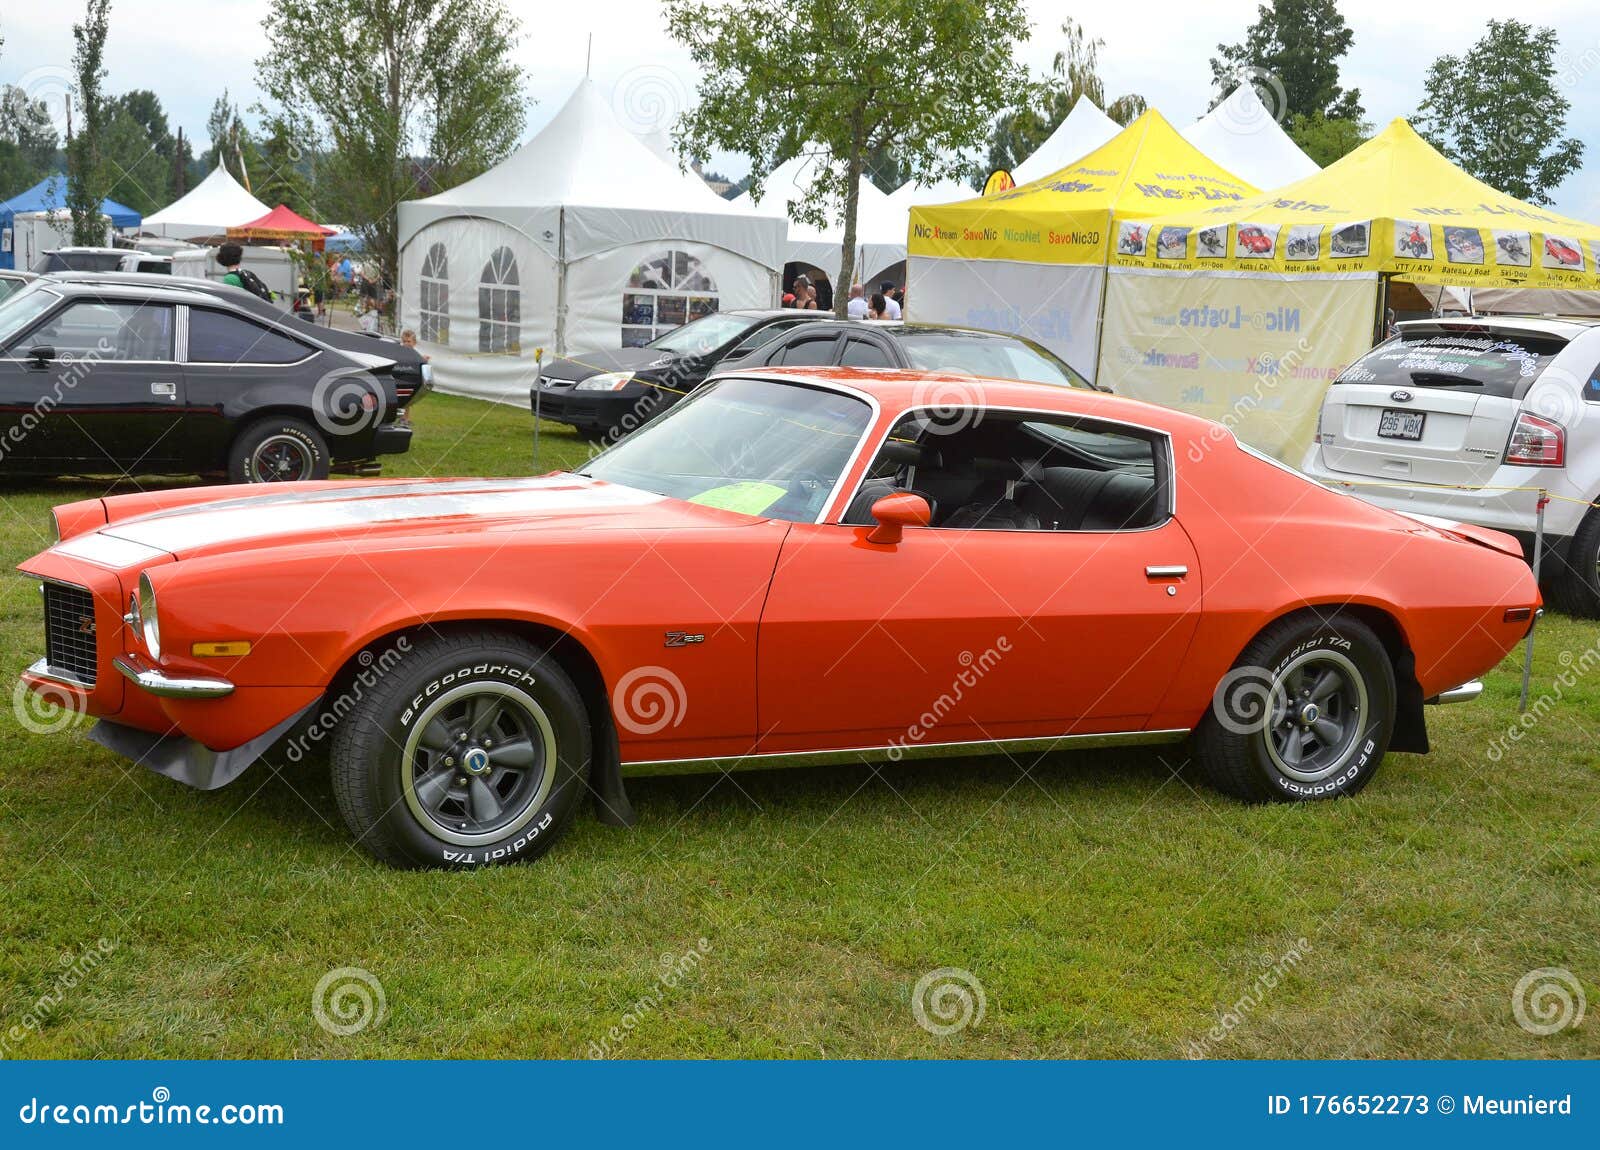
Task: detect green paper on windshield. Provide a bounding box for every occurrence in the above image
[688,482,787,515]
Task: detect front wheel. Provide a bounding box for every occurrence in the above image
[1192,614,1396,803]
[329,631,592,868]
[1545,507,1600,619]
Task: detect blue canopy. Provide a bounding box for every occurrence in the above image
[0,175,142,229]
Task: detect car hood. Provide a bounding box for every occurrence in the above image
[52,475,748,564]
[541,346,682,382]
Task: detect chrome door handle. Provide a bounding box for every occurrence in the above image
[1145,565,1188,579]
[150,381,177,399]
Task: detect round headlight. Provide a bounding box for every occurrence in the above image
[138,572,161,660]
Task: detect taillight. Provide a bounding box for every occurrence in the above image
[1505,412,1565,467]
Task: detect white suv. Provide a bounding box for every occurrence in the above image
[1302,317,1600,617]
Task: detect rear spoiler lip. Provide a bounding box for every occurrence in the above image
[1392,510,1526,560]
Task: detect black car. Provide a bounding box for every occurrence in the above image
[0,274,424,483]
[721,320,1101,388]
[530,309,833,441]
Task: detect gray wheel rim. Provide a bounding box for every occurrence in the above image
[1263,649,1369,784]
[251,434,314,482]
[401,682,557,846]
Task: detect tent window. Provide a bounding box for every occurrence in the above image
[478,246,520,353]
[622,250,718,347]
[419,243,449,344]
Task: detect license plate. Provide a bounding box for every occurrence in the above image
[1378,409,1426,440]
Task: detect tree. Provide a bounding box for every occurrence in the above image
[1210,0,1363,125]
[986,20,1144,176]
[251,112,314,215]
[1414,20,1583,205]
[668,0,1032,317]
[1286,110,1368,167]
[258,0,527,291]
[66,0,112,246]
[0,86,61,188]
[100,103,171,214]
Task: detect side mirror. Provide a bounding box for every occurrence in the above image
[26,345,56,368]
[866,492,931,545]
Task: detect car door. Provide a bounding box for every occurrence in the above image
[180,305,318,468]
[755,408,1203,755]
[5,296,185,468]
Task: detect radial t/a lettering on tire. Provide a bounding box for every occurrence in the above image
[329,631,592,868]
[1194,613,1396,803]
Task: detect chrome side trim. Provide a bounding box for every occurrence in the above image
[24,657,90,691]
[1426,680,1483,705]
[622,727,1189,777]
[113,654,234,699]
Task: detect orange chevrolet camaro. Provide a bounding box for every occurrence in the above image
[19,368,1539,868]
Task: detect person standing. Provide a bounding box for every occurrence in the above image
[879,281,902,320]
[846,283,868,319]
[217,243,247,290]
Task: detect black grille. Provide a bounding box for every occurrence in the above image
[43,582,98,687]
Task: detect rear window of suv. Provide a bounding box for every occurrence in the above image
[1335,328,1567,399]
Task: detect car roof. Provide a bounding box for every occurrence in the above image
[720,365,1213,436]
[752,319,1037,342]
[32,274,226,306]
[1397,315,1600,340]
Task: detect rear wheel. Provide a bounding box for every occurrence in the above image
[1545,507,1600,619]
[229,416,330,483]
[1193,614,1395,803]
[329,631,592,868]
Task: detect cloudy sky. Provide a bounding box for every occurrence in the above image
[3,0,1598,218]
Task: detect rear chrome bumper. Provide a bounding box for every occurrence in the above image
[1426,680,1484,705]
[113,653,234,699]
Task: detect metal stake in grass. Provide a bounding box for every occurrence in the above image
[1519,491,1547,713]
[531,347,545,473]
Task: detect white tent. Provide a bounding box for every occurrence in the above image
[143,165,271,240]
[1011,96,1121,185]
[397,80,786,403]
[733,152,906,291]
[1181,84,1319,191]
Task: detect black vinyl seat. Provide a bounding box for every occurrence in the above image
[1020,467,1158,531]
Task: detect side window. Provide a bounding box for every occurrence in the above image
[777,334,839,366]
[478,247,520,354]
[419,242,448,344]
[844,410,1168,532]
[727,320,800,358]
[27,300,175,361]
[840,337,893,368]
[188,309,309,364]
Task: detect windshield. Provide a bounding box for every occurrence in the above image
[1335,329,1566,399]
[897,331,1089,388]
[647,312,759,356]
[580,377,872,522]
[0,285,61,349]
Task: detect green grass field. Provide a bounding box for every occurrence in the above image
[1,392,1595,1059]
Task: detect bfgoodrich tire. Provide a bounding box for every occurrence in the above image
[1545,507,1600,619]
[329,631,592,868]
[228,416,330,483]
[1192,613,1396,803]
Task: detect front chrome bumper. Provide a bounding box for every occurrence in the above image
[113,653,234,699]
[1426,680,1484,705]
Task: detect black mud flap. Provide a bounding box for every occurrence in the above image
[590,719,636,828]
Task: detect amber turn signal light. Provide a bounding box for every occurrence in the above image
[191,641,252,658]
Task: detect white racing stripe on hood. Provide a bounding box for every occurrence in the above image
[98,477,664,554]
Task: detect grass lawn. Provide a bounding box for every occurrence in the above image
[0,391,1596,1059]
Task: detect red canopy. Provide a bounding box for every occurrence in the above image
[227,204,337,247]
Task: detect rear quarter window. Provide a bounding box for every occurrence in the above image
[1337,330,1566,399]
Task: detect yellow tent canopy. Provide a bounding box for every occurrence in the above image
[908,108,1257,267]
[1113,118,1600,290]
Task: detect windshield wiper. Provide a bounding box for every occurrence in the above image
[1410,371,1484,387]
